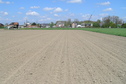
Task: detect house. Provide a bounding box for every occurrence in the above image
[19,25,24,28]
[85,23,93,27]
[40,23,50,28]
[80,23,86,27]
[77,25,85,28]
[24,22,31,27]
[27,25,39,28]
[24,22,39,28]
[6,22,19,29]
[56,21,66,27]
[83,21,94,27]
[72,22,77,28]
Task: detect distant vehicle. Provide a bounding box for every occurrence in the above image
[77,25,85,28]
[7,22,19,29]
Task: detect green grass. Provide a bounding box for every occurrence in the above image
[14,27,126,37]
[81,28,126,37]
[0,27,4,29]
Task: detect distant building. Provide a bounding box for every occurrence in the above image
[24,22,40,28]
[19,25,24,28]
[72,22,77,28]
[27,25,39,28]
[6,22,19,29]
[83,21,94,27]
[40,23,50,28]
[56,21,66,27]
[85,23,93,27]
[24,22,31,27]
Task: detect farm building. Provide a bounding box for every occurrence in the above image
[40,23,50,28]
[56,21,66,27]
[72,22,77,28]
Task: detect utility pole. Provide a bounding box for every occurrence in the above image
[88,11,95,27]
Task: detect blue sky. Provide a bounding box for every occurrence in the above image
[0,0,126,24]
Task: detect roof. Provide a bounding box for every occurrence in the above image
[56,21,66,24]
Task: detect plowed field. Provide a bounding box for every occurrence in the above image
[0,30,126,84]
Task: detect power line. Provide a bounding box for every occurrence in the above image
[88,11,95,21]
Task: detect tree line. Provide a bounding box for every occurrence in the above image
[31,15,126,28]
[83,16,126,28]
[64,16,126,28]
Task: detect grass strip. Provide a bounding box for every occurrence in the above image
[82,28,126,37]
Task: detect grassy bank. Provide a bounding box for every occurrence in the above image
[0,27,4,29]
[17,28,126,37]
[81,28,126,37]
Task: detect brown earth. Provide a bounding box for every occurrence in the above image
[0,30,126,84]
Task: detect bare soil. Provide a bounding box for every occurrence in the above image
[0,30,126,84]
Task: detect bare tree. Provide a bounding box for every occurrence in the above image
[111,16,122,24]
[65,19,71,27]
[102,16,123,28]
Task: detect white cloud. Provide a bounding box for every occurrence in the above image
[43,7,54,11]
[30,6,40,9]
[98,13,109,21]
[43,7,63,13]
[5,1,11,4]
[103,8,113,11]
[67,0,82,3]
[0,0,3,3]
[39,18,52,22]
[20,7,25,9]
[82,14,90,19]
[54,7,63,12]
[0,0,11,4]
[23,17,28,20]
[98,1,110,6]
[47,18,51,20]
[0,11,8,15]
[82,14,99,21]
[69,13,75,16]
[4,12,8,15]
[26,11,39,16]
[17,12,22,14]
[54,14,59,17]
[99,13,108,17]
